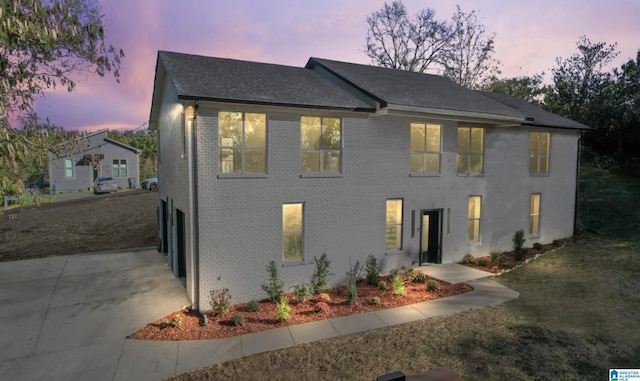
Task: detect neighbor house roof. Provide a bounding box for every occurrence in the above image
[306,58,526,123]
[156,51,375,112]
[478,91,591,130]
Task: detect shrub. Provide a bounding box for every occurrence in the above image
[513,229,527,260]
[390,274,405,296]
[311,253,332,293]
[317,292,331,302]
[365,255,381,285]
[275,296,291,321]
[314,301,330,313]
[476,257,487,266]
[246,300,261,312]
[209,288,232,316]
[405,269,425,283]
[426,280,438,291]
[345,259,361,304]
[388,268,400,279]
[370,296,381,305]
[293,283,313,304]
[533,242,543,251]
[168,312,183,330]
[378,280,388,290]
[462,254,476,264]
[262,261,284,302]
[231,313,244,326]
[346,283,358,303]
[489,248,506,266]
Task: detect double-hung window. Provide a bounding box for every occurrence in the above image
[282,203,303,261]
[410,123,441,173]
[112,159,127,177]
[301,116,341,173]
[457,127,484,174]
[530,193,541,235]
[530,132,550,173]
[385,199,403,250]
[218,111,267,174]
[64,158,74,178]
[468,196,482,241]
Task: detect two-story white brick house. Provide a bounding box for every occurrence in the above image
[149,51,589,308]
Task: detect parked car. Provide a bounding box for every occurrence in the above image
[93,177,118,194]
[141,176,158,191]
[24,174,50,192]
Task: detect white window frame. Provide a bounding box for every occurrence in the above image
[530,193,541,235]
[385,199,403,250]
[410,122,441,174]
[457,127,484,174]
[282,203,304,262]
[64,158,74,179]
[468,196,482,241]
[218,111,267,174]
[300,116,342,173]
[530,132,550,173]
[112,159,128,178]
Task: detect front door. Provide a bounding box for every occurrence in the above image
[420,210,441,264]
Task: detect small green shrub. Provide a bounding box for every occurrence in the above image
[365,255,381,285]
[246,300,261,312]
[388,268,400,279]
[370,296,381,305]
[209,288,232,316]
[262,261,284,302]
[311,253,332,293]
[345,259,361,303]
[462,254,476,264]
[533,242,543,250]
[513,229,526,260]
[275,296,291,321]
[378,280,388,291]
[293,283,313,303]
[405,269,425,283]
[489,248,506,266]
[426,280,438,291]
[231,313,244,326]
[390,274,405,296]
[476,257,487,266]
[346,283,358,303]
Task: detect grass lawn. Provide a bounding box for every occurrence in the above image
[168,166,640,381]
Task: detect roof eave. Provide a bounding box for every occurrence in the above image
[177,95,376,113]
[523,122,592,130]
[378,104,527,126]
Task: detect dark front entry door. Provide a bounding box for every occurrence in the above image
[176,209,186,278]
[420,210,441,264]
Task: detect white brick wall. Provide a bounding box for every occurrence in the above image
[176,104,581,305]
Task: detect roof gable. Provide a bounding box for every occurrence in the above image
[156,51,375,111]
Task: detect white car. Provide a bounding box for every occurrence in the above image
[141,177,158,191]
[93,177,118,194]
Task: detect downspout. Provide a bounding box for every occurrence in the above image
[573,131,583,236]
[191,100,202,315]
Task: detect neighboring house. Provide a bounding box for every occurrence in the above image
[49,130,141,192]
[149,51,589,308]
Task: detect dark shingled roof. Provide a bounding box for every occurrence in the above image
[306,58,525,119]
[478,91,591,130]
[158,51,375,111]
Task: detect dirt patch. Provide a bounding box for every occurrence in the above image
[128,275,472,341]
[0,191,158,261]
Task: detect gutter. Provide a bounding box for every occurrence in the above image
[573,131,583,236]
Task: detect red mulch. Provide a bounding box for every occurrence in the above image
[463,242,561,274]
[128,275,472,341]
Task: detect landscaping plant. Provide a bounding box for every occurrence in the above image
[246,300,261,312]
[426,280,438,291]
[513,229,527,260]
[365,255,381,285]
[293,283,313,304]
[209,288,232,316]
[168,312,183,330]
[276,296,291,321]
[390,274,406,295]
[489,247,506,266]
[231,313,244,326]
[311,253,332,293]
[345,260,362,303]
[262,261,284,302]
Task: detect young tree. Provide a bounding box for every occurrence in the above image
[0,0,124,199]
[483,73,545,105]
[441,5,501,89]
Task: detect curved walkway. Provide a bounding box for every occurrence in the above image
[0,250,518,381]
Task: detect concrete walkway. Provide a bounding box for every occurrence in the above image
[0,250,518,381]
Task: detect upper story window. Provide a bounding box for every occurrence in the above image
[283,203,304,261]
[112,159,127,177]
[385,199,403,250]
[410,123,441,173]
[219,111,267,174]
[530,132,550,173]
[468,196,482,241]
[301,116,341,173]
[530,193,541,235]
[64,158,74,178]
[457,127,484,174]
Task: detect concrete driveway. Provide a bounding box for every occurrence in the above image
[0,249,190,381]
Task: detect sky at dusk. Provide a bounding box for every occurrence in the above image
[32,0,640,133]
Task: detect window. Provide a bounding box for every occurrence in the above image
[468,196,482,241]
[301,116,341,173]
[219,111,267,174]
[410,123,441,173]
[112,159,127,177]
[282,203,303,261]
[530,193,541,235]
[385,199,403,250]
[530,132,550,173]
[457,127,484,174]
[64,158,74,178]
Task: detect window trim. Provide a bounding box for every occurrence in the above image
[410,122,442,174]
[529,132,551,174]
[530,193,541,235]
[385,198,404,251]
[468,196,482,241]
[282,202,304,262]
[457,127,484,175]
[218,111,268,175]
[300,116,343,174]
[112,158,128,178]
[64,157,74,179]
